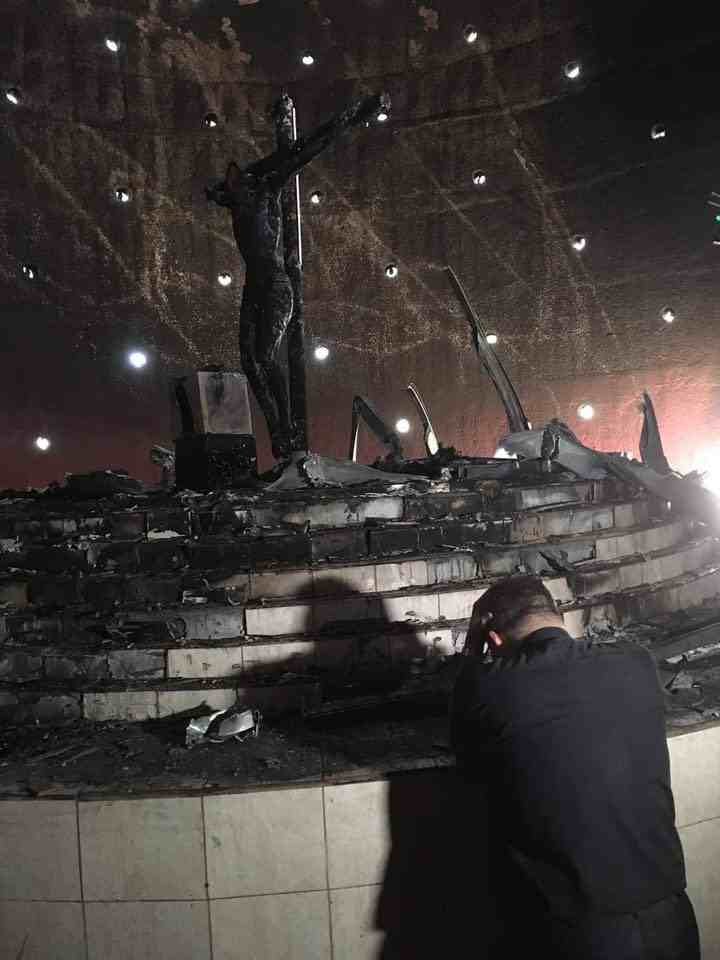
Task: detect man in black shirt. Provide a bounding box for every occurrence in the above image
[451,576,699,959]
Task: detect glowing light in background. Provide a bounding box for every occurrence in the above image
[472,171,487,186]
[21,264,36,280]
[486,333,498,345]
[395,418,411,434]
[34,436,51,452]
[577,403,595,420]
[128,350,148,369]
[5,88,21,105]
[385,263,399,279]
[301,52,315,66]
[661,307,675,324]
[115,187,131,203]
[650,123,667,140]
[691,445,720,496]
[203,112,219,128]
[309,191,323,205]
[564,61,581,80]
[105,38,120,53]
[376,110,389,123]
[314,345,330,361]
[464,25,479,44]
[571,234,587,252]
[217,272,233,287]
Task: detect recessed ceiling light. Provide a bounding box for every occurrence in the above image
[464,25,479,44]
[301,52,315,66]
[486,333,498,345]
[395,418,411,434]
[661,307,675,323]
[376,110,389,123]
[128,350,148,369]
[203,112,219,128]
[115,187,131,203]
[385,263,398,279]
[105,38,120,53]
[564,61,581,80]
[650,123,667,140]
[571,234,587,252]
[314,345,330,361]
[577,403,595,420]
[217,272,233,287]
[34,436,51,451]
[21,264,36,280]
[309,191,323,205]
[472,170,487,186]
[5,87,21,105]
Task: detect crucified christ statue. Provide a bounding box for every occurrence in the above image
[206,92,390,460]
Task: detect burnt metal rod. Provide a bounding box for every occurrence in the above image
[275,94,308,452]
[444,266,530,434]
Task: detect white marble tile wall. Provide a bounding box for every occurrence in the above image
[1,723,720,959]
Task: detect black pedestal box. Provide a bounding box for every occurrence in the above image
[175,433,257,491]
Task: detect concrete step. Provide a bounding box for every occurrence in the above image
[240,537,717,638]
[244,517,689,600]
[4,562,720,726]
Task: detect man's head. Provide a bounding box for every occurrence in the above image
[467,575,564,658]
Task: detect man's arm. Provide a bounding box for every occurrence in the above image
[450,658,502,778]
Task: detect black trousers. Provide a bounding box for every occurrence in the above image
[543,892,700,960]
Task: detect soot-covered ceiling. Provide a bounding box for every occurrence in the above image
[1,0,719,484]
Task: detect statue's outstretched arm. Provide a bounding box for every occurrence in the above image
[272,92,390,182]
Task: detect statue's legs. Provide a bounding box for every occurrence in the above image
[256,272,293,458]
[239,288,285,458]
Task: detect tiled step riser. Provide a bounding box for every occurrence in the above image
[0,501,651,592]
[5,568,720,727]
[0,626,460,685]
[0,530,705,649]
[191,517,689,601]
[0,481,630,548]
[243,540,715,638]
[574,540,717,596]
[1,679,322,726]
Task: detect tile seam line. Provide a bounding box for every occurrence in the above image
[75,800,90,960]
[321,785,335,960]
[200,794,215,960]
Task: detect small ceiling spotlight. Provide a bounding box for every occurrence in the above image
[571,234,587,252]
[385,263,399,279]
[376,109,390,123]
[309,190,323,205]
[314,345,330,361]
[661,306,675,324]
[21,264,36,280]
[395,418,411,434]
[713,231,720,246]
[464,25,479,44]
[34,436,51,452]
[301,52,315,66]
[577,402,595,421]
[564,60,582,80]
[472,170,487,186]
[650,123,667,140]
[202,112,219,128]
[114,187,131,203]
[105,38,120,53]
[128,349,148,369]
[5,87,21,105]
[217,272,233,287]
[486,333,498,345]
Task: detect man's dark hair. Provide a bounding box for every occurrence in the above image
[472,575,560,636]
